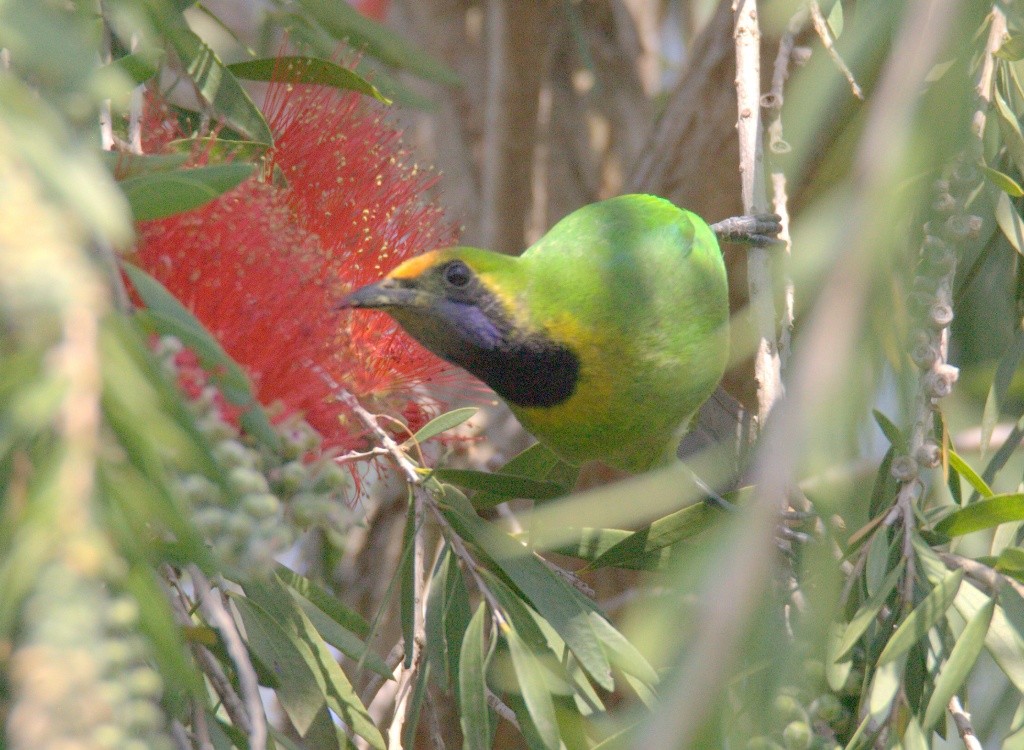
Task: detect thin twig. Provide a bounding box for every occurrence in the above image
[170,719,194,750]
[771,172,795,371]
[733,0,784,430]
[387,488,428,749]
[808,0,863,100]
[948,696,983,750]
[335,446,391,465]
[939,551,1024,600]
[163,569,252,734]
[188,566,267,750]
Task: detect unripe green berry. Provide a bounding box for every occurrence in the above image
[314,461,349,493]
[810,693,843,723]
[273,461,308,497]
[782,721,813,750]
[177,474,220,506]
[228,466,270,496]
[243,492,281,520]
[773,694,806,723]
[193,506,228,535]
[215,440,256,470]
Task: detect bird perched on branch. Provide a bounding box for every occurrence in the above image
[343,194,778,473]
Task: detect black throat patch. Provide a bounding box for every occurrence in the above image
[463,334,580,409]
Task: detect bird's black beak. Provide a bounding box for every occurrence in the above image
[336,279,432,311]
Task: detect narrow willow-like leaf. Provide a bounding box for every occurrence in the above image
[588,499,723,569]
[873,409,908,452]
[947,450,994,498]
[123,263,281,451]
[996,88,1024,177]
[435,468,566,504]
[996,547,1024,581]
[921,598,994,730]
[106,48,165,85]
[981,164,1024,197]
[296,0,459,85]
[243,578,386,748]
[275,566,371,638]
[227,56,390,103]
[935,494,1024,536]
[120,163,254,221]
[400,490,417,668]
[473,443,579,508]
[425,547,471,692]
[233,595,326,736]
[996,35,1024,60]
[877,569,964,666]
[408,406,478,443]
[505,626,560,750]
[460,603,492,750]
[439,502,613,690]
[148,6,273,143]
[290,592,392,680]
[996,191,1024,255]
[834,560,906,661]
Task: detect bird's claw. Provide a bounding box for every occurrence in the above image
[711,213,784,247]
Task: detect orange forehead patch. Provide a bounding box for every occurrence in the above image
[387,249,448,280]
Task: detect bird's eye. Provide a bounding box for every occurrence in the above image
[444,260,472,288]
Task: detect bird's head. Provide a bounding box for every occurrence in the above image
[339,247,522,362]
[340,247,580,408]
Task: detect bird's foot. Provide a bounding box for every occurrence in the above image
[711,213,784,246]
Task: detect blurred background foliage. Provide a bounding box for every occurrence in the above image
[4,0,1024,749]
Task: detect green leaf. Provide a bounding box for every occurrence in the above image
[106,48,165,85]
[120,163,254,221]
[505,626,560,750]
[588,499,723,570]
[290,591,393,680]
[877,569,963,666]
[227,56,391,104]
[435,468,567,505]
[948,450,994,498]
[243,577,386,748]
[538,526,671,570]
[921,598,994,730]
[296,0,460,86]
[101,151,191,179]
[275,566,371,638]
[996,191,1024,255]
[460,603,492,750]
[834,560,906,661]
[425,547,471,691]
[995,547,1024,581]
[151,10,273,143]
[982,330,1024,461]
[407,406,478,443]
[996,88,1024,178]
[996,35,1024,61]
[472,443,579,509]
[826,0,843,38]
[122,263,281,451]
[587,611,659,688]
[872,410,907,452]
[438,497,613,690]
[981,164,1024,197]
[233,595,326,736]
[936,494,1024,536]
[400,491,417,668]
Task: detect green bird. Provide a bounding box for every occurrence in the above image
[342,194,732,473]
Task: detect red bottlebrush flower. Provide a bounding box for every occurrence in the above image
[134,76,463,451]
